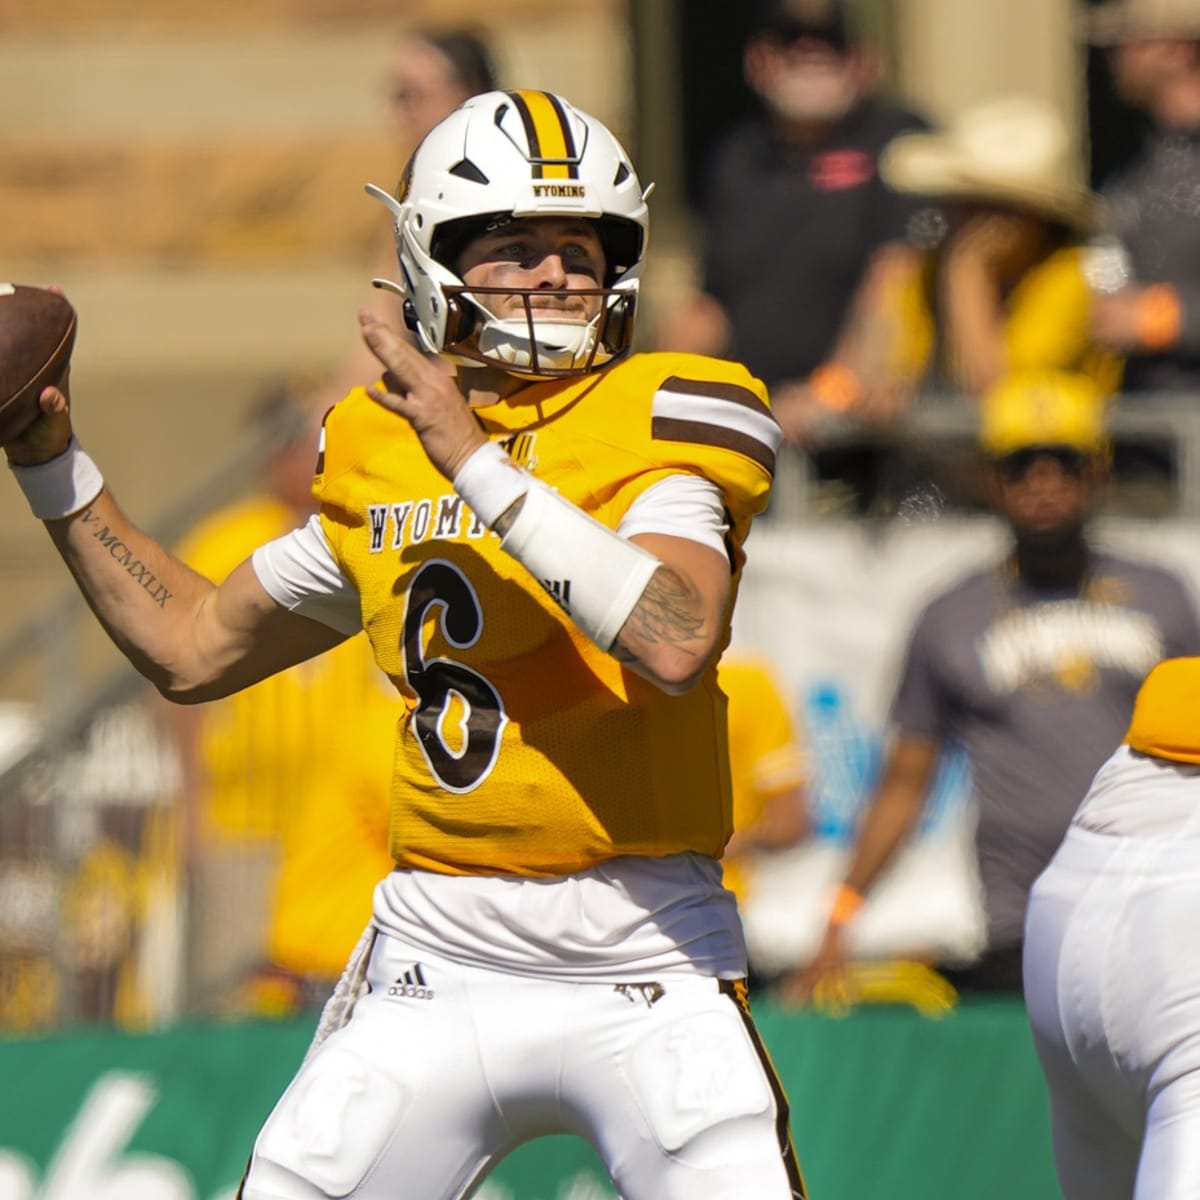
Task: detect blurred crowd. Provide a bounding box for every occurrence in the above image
[6,0,1200,1033]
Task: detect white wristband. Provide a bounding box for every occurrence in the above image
[501,482,660,651]
[452,440,531,528]
[9,436,105,520]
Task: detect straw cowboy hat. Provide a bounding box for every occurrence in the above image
[880,95,1101,232]
[1087,0,1200,45]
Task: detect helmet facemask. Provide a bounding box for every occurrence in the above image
[437,278,637,377]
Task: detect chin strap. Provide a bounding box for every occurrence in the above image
[475,313,608,374]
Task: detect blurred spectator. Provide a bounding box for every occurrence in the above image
[385,27,499,151]
[778,368,1200,1003]
[655,0,930,446]
[874,95,1121,402]
[324,25,500,403]
[169,379,394,1014]
[1086,1,1200,395]
[717,655,812,925]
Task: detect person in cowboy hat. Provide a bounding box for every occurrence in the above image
[1084,0,1200,398]
[844,94,1121,409]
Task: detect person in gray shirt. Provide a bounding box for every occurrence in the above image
[780,368,1200,1000]
[1086,2,1200,394]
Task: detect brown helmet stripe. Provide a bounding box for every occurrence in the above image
[506,89,578,179]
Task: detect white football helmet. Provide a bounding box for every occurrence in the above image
[367,89,651,378]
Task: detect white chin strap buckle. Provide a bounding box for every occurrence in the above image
[476,316,609,372]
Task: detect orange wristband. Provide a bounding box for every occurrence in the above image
[828,883,865,927]
[808,363,865,414]
[1135,284,1182,352]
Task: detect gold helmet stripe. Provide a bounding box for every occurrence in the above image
[507,89,578,180]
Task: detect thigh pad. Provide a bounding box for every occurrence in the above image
[624,1008,773,1154]
[255,1044,410,1198]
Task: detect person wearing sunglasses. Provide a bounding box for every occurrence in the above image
[779,368,1200,1004]
[657,0,930,445]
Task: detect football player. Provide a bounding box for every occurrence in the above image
[1025,657,1200,1199]
[6,91,805,1199]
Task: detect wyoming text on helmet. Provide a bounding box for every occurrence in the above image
[366,89,652,378]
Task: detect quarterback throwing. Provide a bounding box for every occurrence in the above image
[5,90,804,1199]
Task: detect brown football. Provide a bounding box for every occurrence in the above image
[0,284,77,446]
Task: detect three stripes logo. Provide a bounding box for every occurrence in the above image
[387,963,434,1001]
[541,578,571,614]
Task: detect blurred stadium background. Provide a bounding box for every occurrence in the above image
[0,0,1192,1196]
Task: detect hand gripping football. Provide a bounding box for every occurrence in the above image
[0,284,77,446]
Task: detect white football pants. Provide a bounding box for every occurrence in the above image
[240,929,805,1199]
[1024,825,1200,1200]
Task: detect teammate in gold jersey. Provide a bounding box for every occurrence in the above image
[6,91,805,1198]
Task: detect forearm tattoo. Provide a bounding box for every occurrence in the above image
[78,506,173,608]
[615,566,703,658]
[491,495,701,663]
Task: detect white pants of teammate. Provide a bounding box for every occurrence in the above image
[1024,824,1200,1200]
[240,929,804,1199]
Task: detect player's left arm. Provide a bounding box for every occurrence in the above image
[599,531,731,693]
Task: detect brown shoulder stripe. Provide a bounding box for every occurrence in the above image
[314,416,329,477]
[651,375,780,475]
[651,417,776,474]
[657,375,771,414]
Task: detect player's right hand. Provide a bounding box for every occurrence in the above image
[359,309,487,481]
[4,376,74,467]
[4,281,77,466]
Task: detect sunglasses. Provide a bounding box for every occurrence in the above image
[995,446,1091,483]
[762,21,850,52]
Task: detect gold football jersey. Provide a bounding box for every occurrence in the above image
[315,352,778,876]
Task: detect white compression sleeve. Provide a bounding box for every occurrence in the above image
[500,482,660,652]
[451,441,660,652]
[451,440,531,526]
